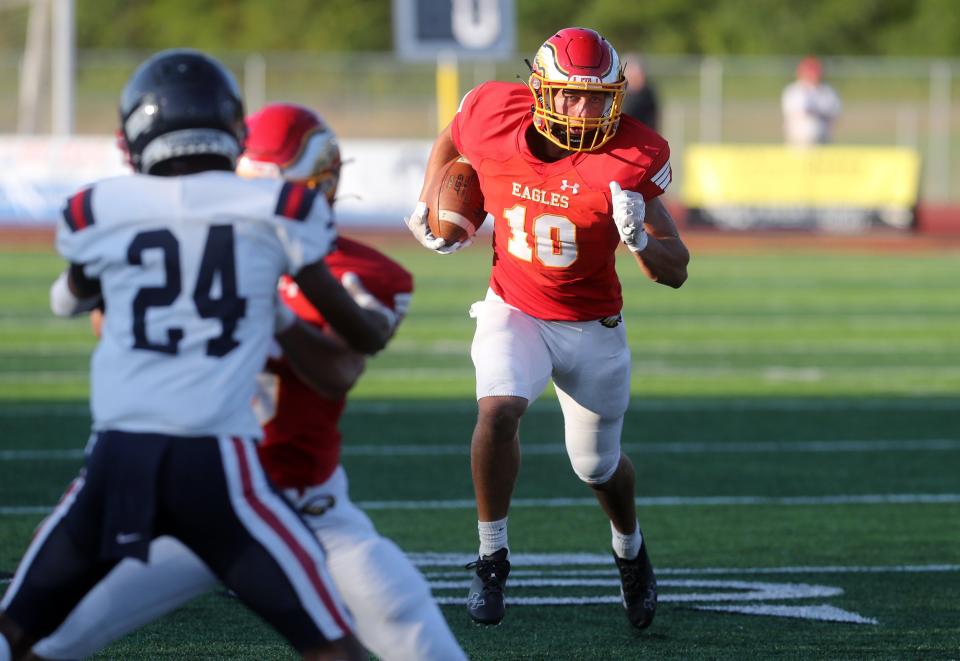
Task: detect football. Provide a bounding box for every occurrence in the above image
[426,156,487,245]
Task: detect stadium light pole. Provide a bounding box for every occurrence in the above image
[51,0,74,135]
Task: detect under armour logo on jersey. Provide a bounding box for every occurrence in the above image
[560,180,580,194]
[599,314,622,328]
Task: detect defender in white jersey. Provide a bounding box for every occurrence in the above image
[0,50,388,661]
[31,102,466,661]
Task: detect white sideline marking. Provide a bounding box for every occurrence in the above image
[434,577,845,601]
[420,564,960,577]
[342,438,960,456]
[418,555,960,625]
[420,554,890,624]
[436,593,878,623]
[351,398,960,412]
[695,604,878,625]
[2,438,958,461]
[8,364,960,383]
[9,337,959,356]
[6,557,953,581]
[3,493,958,516]
[409,552,960,573]
[353,493,960,510]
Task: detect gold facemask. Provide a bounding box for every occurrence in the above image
[528,72,626,152]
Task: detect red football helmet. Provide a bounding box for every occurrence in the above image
[236,102,341,203]
[528,27,625,152]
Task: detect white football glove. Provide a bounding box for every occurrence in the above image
[341,271,397,333]
[49,270,102,317]
[404,201,471,255]
[609,181,649,253]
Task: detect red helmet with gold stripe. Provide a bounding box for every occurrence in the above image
[528,27,626,152]
[237,103,341,204]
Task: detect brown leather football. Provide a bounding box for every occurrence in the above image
[426,156,487,245]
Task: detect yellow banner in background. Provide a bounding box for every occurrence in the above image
[682,145,921,208]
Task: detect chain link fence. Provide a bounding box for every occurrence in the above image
[2,50,958,202]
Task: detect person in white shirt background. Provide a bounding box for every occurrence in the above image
[781,56,842,146]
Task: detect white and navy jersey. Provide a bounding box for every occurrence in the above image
[56,171,336,438]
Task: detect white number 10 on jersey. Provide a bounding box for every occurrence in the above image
[504,205,577,267]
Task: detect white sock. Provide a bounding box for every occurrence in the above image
[611,520,642,560]
[0,634,11,661]
[478,517,509,557]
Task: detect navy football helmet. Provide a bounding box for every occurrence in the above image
[119,49,246,174]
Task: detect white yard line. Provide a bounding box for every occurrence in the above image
[354,493,960,510]
[10,337,957,355]
[4,364,960,383]
[2,438,958,461]
[341,438,960,456]
[386,341,960,356]
[2,493,958,516]
[408,554,957,624]
[412,553,960,572]
[345,398,960,413]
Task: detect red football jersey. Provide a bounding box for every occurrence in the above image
[257,237,413,489]
[452,81,671,320]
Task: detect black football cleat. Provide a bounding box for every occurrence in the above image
[613,541,658,630]
[465,548,511,625]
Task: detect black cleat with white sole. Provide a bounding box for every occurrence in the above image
[465,548,510,625]
[613,541,657,629]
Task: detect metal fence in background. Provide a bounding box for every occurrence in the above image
[2,50,958,202]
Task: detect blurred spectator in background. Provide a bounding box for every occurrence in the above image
[621,53,660,131]
[781,56,842,146]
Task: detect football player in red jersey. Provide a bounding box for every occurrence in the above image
[405,27,689,630]
[31,104,466,661]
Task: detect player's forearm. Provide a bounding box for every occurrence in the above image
[293,262,391,354]
[632,235,689,288]
[419,122,461,201]
[629,198,689,288]
[276,322,365,399]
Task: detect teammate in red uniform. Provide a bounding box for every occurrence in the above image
[31,104,466,661]
[405,27,689,630]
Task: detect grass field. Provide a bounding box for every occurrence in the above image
[1,233,959,660]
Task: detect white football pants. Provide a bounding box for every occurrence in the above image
[471,289,631,484]
[32,466,465,661]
